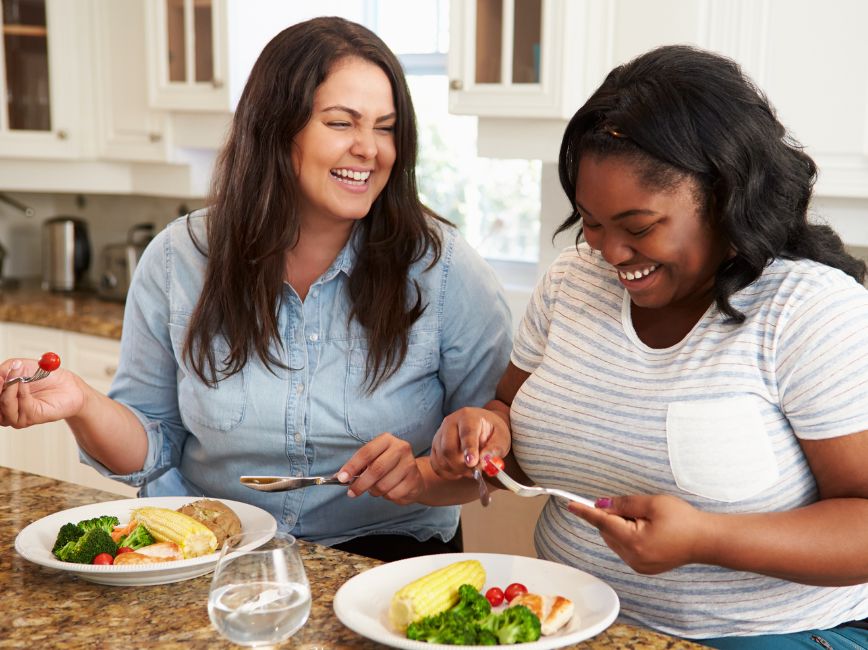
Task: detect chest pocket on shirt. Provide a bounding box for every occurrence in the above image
[666,398,779,502]
[168,322,248,432]
[344,331,437,442]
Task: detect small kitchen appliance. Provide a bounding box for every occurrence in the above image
[41,216,91,292]
[98,223,155,301]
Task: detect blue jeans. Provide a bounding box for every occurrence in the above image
[701,622,868,649]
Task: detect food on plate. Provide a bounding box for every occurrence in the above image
[510,592,575,636]
[389,559,486,632]
[176,498,242,548]
[131,507,218,559]
[52,516,120,564]
[503,582,528,603]
[485,586,505,607]
[406,583,541,645]
[113,541,184,565]
[50,500,240,566]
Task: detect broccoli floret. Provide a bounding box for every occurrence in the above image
[77,515,120,535]
[55,528,118,564]
[481,604,542,645]
[118,524,155,550]
[52,523,84,556]
[476,629,499,645]
[450,584,492,620]
[407,611,481,645]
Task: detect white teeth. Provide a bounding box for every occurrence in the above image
[618,264,658,281]
[331,168,371,186]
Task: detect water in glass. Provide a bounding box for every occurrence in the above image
[208,532,311,647]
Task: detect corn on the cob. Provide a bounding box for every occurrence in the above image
[131,507,218,559]
[389,559,486,631]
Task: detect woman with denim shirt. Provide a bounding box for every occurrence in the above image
[0,17,512,561]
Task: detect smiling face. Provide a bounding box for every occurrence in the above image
[292,56,397,229]
[576,154,729,312]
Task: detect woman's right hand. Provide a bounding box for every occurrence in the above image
[429,406,512,480]
[0,358,86,427]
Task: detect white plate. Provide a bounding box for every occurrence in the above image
[14,496,277,586]
[333,552,619,650]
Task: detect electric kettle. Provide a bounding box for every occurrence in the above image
[42,216,91,292]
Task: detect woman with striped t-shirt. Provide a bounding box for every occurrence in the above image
[429,45,868,648]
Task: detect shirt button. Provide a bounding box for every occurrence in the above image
[309,333,319,342]
[294,432,302,442]
[296,383,304,394]
[310,290,318,298]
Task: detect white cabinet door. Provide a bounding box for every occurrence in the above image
[93,0,170,163]
[0,0,92,159]
[64,332,136,496]
[448,0,609,119]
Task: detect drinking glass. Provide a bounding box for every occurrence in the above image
[208,531,311,648]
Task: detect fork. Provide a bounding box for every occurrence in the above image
[3,367,51,389]
[493,468,596,508]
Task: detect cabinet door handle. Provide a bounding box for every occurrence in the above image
[105,366,117,377]
[149,132,163,143]
[212,78,224,89]
[56,130,68,140]
[449,79,463,90]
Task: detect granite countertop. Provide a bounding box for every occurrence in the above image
[0,467,708,649]
[0,280,125,339]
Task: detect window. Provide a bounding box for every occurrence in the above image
[372,1,541,263]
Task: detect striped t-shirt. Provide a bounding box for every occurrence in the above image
[510,243,868,638]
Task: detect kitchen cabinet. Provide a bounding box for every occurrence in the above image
[0,0,91,159]
[448,0,610,119]
[0,323,135,496]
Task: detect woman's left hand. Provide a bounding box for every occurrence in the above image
[568,494,712,574]
[337,433,425,505]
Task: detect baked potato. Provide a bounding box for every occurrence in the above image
[176,499,241,548]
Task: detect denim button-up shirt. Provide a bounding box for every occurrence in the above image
[83,210,512,546]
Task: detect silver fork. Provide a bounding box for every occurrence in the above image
[493,468,596,508]
[3,367,50,389]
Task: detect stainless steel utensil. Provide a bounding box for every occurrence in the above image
[472,468,491,507]
[493,468,595,507]
[3,367,51,389]
[240,475,358,492]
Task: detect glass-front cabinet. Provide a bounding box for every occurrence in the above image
[146,0,230,111]
[0,0,85,157]
[448,0,609,119]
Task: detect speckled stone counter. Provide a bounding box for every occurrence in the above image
[1,467,707,649]
[0,280,124,339]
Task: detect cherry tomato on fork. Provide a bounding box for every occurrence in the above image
[38,352,61,372]
[485,587,505,607]
[504,582,528,603]
[481,456,504,477]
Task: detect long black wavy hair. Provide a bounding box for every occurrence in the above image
[556,45,865,322]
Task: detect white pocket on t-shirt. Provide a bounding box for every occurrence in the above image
[666,398,779,502]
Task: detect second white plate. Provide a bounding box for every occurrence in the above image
[333,552,619,650]
[14,496,277,586]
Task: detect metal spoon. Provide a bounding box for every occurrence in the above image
[240,475,358,492]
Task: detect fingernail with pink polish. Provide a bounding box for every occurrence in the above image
[464,451,474,466]
[10,360,21,371]
[337,471,349,483]
[595,497,613,509]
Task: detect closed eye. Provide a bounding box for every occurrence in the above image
[627,224,655,236]
[326,121,352,129]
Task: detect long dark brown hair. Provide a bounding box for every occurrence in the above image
[185,16,442,388]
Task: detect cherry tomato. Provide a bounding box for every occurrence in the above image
[92,553,114,565]
[485,587,505,607]
[504,582,528,602]
[116,546,136,555]
[38,352,61,372]
[481,455,504,477]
